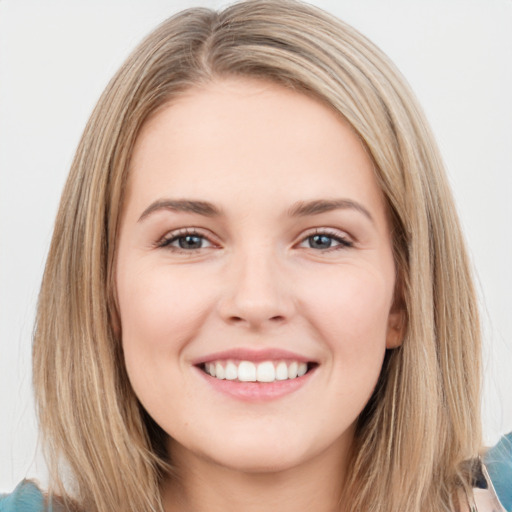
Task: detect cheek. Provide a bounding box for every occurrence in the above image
[117,263,213,364]
[298,264,393,357]
[116,263,216,423]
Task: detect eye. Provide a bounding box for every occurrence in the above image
[157,229,214,252]
[298,230,353,250]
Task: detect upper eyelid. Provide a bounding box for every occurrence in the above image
[156,227,217,247]
[161,227,214,238]
[303,227,349,236]
[297,232,353,250]
[298,227,353,242]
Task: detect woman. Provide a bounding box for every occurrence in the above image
[1,1,509,511]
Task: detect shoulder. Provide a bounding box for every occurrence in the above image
[458,432,512,512]
[0,480,45,512]
[484,432,512,512]
[462,433,512,512]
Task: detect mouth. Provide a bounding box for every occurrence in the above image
[198,359,318,383]
[192,348,319,400]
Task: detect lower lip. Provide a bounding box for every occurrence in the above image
[195,366,316,402]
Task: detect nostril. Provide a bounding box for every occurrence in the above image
[227,314,285,325]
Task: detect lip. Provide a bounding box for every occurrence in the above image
[191,347,314,365]
[192,348,319,402]
[194,365,317,401]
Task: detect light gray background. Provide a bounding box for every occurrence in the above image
[1,0,511,493]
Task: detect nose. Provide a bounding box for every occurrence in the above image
[216,250,295,330]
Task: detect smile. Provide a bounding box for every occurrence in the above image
[202,360,311,383]
[193,348,319,400]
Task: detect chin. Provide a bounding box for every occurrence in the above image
[204,444,309,474]
[170,425,313,474]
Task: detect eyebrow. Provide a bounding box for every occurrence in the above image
[287,198,374,223]
[138,197,374,223]
[138,199,222,222]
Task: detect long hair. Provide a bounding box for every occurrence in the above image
[33,1,482,511]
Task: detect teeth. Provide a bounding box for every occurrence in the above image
[215,362,225,380]
[288,361,298,379]
[276,361,288,381]
[256,361,275,382]
[203,360,311,383]
[225,361,237,380]
[238,361,256,382]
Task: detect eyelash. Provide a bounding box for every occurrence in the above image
[156,228,216,253]
[299,228,353,251]
[156,227,353,253]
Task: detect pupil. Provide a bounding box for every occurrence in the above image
[310,234,332,249]
[179,235,202,249]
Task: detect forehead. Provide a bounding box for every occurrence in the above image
[126,77,386,221]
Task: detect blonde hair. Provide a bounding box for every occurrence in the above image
[33,1,482,511]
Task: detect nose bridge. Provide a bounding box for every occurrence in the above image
[218,243,292,327]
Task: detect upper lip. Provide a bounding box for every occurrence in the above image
[192,348,315,365]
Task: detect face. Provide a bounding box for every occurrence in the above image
[116,78,403,475]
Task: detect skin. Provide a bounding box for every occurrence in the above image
[116,77,404,512]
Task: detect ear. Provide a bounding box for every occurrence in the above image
[385,305,406,349]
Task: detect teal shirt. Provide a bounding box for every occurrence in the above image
[484,432,512,511]
[0,480,45,512]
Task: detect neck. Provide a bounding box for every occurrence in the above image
[161,437,352,512]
